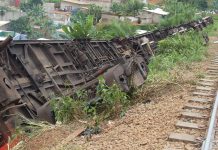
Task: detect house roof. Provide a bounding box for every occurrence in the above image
[63,0,89,5]
[144,8,169,15]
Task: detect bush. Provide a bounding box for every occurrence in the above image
[50,90,88,123]
[96,77,129,118]
[96,20,138,39]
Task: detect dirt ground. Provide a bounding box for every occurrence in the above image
[18,36,218,150]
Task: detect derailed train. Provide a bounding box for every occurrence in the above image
[0,16,213,146]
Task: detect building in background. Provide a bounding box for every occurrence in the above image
[139,8,169,24]
[60,0,118,12]
[0,0,21,7]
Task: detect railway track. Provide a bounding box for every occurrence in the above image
[166,51,218,149]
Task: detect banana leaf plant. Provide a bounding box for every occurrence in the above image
[62,15,96,39]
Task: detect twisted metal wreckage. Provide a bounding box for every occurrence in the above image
[0,16,213,146]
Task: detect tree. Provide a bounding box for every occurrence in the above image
[70,4,102,24]
[8,16,31,34]
[20,0,43,12]
[111,0,145,16]
[111,2,123,15]
[160,0,198,27]
[87,4,102,24]
[8,5,55,39]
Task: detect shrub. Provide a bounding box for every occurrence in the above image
[96,77,129,118]
[50,90,88,123]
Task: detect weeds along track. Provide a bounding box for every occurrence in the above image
[0,16,214,148]
[166,50,218,149]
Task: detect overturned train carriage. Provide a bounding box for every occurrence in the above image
[0,16,213,145]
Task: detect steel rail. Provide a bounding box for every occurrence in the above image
[201,91,218,150]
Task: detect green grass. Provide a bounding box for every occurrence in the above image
[147,30,207,83]
[205,15,218,36]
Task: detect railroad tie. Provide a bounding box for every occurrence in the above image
[204,75,218,78]
[168,133,200,144]
[207,67,218,70]
[207,70,218,73]
[200,79,216,82]
[180,111,208,119]
[211,60,218,63]
[208,64,218,68]
[198,81,214,86]
[183,103,210,110]
[196,86,214,91]
[175,121,206,130]
[207,72,218,75]
[188,97,212,103]
[193,92,214,97]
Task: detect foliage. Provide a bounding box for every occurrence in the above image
[96,20,138,39]
[27,5,55,39]
[178,0,208,10]
[138,23,157,31]
[20,0,43,12]
[147,30,207,82]
[8,5,55,39]
[111,0,145,16]
[64,14,138,40]
[87,4,102,24]
[204,15,218,36]
[96,77,129,118]
[63,4,102,39]
[51,97,85,123]
[159,0,199,28]
[70,4,102,24]
[50,90,88,123]
[8,16,31,34]
[110,2,123,15]
[208,0,218,10]
[0,6,10,16]
[62,15,96,39]
[51,77,129,123]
